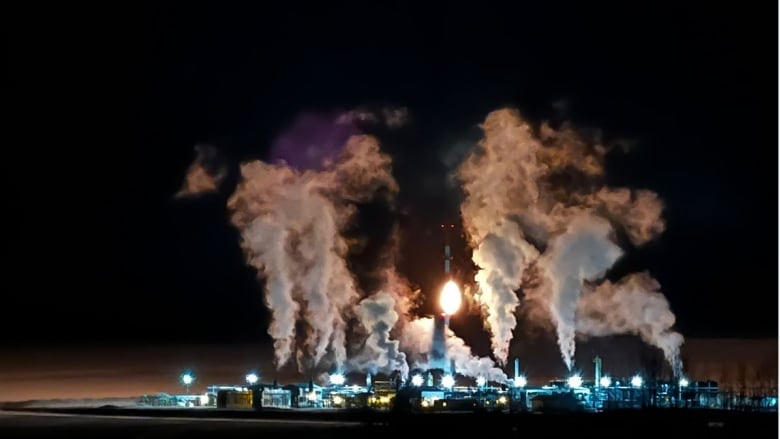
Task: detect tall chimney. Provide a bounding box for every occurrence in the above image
[593,356,602,388]
[514,358,520,379]
[442,224,453,275]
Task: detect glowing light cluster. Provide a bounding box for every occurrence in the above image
[440,280,462,315]
[514,375,527,388]
[631,375,643,388]
[411,374,424,387]
[441,375,455,388]
[476,376,487,387]
[599,376,612,387]
[245,372,259,385]
[329,373,345,385]
[567,375,583,388]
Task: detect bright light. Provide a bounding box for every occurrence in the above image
[329,373,345,385]
[476,376,486,387]
[181,373,194,385]
[631,375,643,388]
[440,280,462,315]
[332,395,344,405]
[441,375,455,388]
[411,374,424,387]
[514,375,527,388]
[421,400,430,408]
[567,375,583,388]
[307,392,317,401]
[679,378,689,388]
[199,394,209,405]
[497,396,507,404]
[599,376,612,387]
[245,373,259,385]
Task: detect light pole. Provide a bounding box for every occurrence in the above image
[246,372,259,386]
[679,377,689,408]
[180,372,195,394]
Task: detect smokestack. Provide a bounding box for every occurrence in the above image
[426,372,433,387]
[366,373,372,389]
[445,245,451,274]
[431,314,448,371]
[593,356,602,388]
[308,378,314,392]
[514,358,520,379]
[442,223,453,275]
[450,359,456,376]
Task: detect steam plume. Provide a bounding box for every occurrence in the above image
[400,317,508,382]
[457,108,681,370]
[351,291,409,377]
[539,215,623,369]
[577,272,684,374]
[226,134,397,371]
[175,145,227,197]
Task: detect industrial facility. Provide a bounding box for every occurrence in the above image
[144,354,776,414]
[138,233,776,415]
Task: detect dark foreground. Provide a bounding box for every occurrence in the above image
[1,407,776,438]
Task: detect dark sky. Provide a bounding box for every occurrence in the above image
[5,2,777,357]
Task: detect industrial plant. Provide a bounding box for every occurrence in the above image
[140,356,776,414]
[135,231,776,415]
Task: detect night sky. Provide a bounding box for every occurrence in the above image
[5,1,777,361]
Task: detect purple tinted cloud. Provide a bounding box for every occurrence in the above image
[269,112,358,171]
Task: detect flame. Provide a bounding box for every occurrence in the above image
[440,280,462,315]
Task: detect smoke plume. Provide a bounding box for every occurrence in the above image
[226,134,398,371]
[175,145,227,197]
[539,215,623,369]
[457,108,681,370]
[577,272,684,374]
[351,291,409,377]
[400,317,508,383]
[176,105,682,381]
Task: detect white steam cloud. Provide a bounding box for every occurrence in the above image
[400,317,508,383]
[457,108,683,373]
[351,291,409,377]
[540,215,623,369]
[178,117,507,380]
[577,272,684,373]
[226,135,398,371]
[176,106,684,382]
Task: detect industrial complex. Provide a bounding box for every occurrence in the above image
[139,357,777,414]
[135,232,776,415]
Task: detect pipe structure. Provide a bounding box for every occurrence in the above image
[594,356,602,389]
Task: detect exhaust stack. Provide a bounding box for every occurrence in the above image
[594,356,602,388]
[442,223,454,275]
